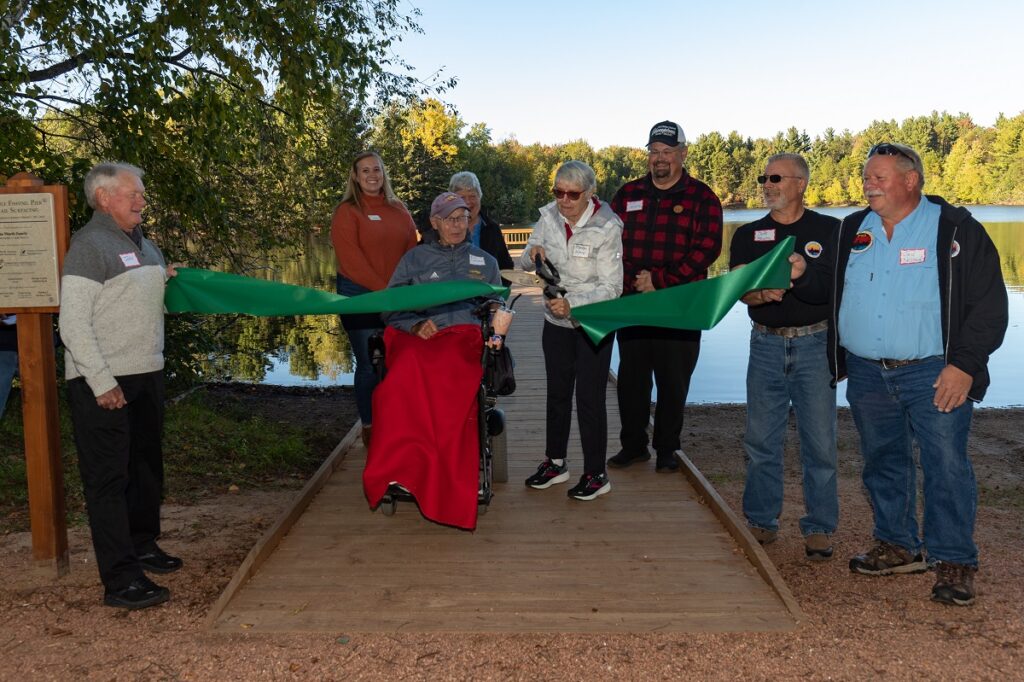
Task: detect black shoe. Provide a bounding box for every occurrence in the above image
[525,458,570,489]
[103,576,170,610]
[655,452,680,473]
[607,450,650,469]
[137,545,183,574]
[567,472,611,501]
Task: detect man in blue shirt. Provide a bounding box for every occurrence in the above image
[811,143,1007,606]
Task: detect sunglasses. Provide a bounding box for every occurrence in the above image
[756,174,801,184]
[552,188,584,200]
[868,143,912,160]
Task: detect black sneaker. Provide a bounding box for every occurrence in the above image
[931,562,977,606]
[137,545,183,574]
[525,459,569,489]
[655,452,680,473]
[567,472,611,501]
[607,450,650,469]
[849,540,928,576]
[103,576,170,610]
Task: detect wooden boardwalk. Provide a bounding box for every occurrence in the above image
[208,287,801,633]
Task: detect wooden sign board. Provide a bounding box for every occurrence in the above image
[1,173,70,577]
[0,181,69,314]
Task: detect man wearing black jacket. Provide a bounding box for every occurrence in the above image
[416,172,514,282]
[795,143,1007,606]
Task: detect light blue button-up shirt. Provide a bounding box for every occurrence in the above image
[839,197,944,360]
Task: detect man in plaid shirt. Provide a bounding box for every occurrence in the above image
[608,120,723,473]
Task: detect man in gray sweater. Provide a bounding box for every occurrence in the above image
[60,162,180,610]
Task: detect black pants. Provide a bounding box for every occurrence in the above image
[616,326,700,457]
[69,371,165,591]
[542,322,614,475]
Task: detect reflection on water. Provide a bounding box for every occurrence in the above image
[228,209,1024,407]
[197,236,355,385]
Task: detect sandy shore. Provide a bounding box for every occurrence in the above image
[1,396,1021,680]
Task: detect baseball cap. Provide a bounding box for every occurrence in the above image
[430,191,469,219]
[647,120,687,147]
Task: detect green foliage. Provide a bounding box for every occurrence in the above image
[0,385,330,531]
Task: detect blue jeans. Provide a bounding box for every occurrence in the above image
[742,328,838,536]
[0,350,16,420]
[336,275,384,425]
[846,353,977,566]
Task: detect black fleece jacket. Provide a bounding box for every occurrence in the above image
[798,195,1008,401]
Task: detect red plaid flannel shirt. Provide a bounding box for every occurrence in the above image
[610,172,723,294]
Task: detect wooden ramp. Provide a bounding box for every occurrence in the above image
[208,288,801,633]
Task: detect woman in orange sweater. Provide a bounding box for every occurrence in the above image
[331,151,417,446]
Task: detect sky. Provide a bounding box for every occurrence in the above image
[393,0,1024,149]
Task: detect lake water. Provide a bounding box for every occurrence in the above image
[254,205,1024,408]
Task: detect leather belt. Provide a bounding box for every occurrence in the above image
[874,357,927,370]
[752,320,828,339]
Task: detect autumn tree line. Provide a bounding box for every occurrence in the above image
[365,100,1024,226]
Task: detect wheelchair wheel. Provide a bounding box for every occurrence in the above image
[380,495,397,516]
[490,430,508,483]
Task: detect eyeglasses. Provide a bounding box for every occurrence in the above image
[868,143,912,160]
[756,174,801,184]
[552,188,584,200]
[442,214,470,224]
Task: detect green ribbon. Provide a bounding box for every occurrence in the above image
[572,236,796,344]
[163,236,794,344]
[165,268,509,316]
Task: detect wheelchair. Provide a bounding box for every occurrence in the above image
[368,299,513,518]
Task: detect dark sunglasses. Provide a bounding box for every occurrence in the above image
[552,188,583,200]
[868,143,912,160]
[756,174,801,184]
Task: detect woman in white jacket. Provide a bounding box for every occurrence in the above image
[522,161,624,501]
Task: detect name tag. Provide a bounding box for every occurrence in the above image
[572,243,592,258]
[626,200,643,212]
[754,229,776,242]
[119,252,140,267]
[469,254,486,266]
[367,214,382,221]
[899,248,926,265]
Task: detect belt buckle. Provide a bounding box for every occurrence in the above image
[880,358,906,370]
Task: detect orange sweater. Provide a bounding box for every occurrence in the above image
[330,194,418,291]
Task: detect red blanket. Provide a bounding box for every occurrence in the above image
[363,324,484,530]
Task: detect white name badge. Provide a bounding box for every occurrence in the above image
[900,248,926,265]
[572,243,592,258]
[367,214,382,221]
[119,252,141,267]
[625,200,643,212]
[754,229,776,242]
[469,254,486,266]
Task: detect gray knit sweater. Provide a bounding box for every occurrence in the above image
[59,212,167,396]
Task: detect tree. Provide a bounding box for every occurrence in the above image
[1,0,438,254]
[369,97,464,220]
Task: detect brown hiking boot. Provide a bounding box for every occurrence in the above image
[849,540,928,576]
[749,526,778,545]
[804,533,834,561]
[931,562,977,606]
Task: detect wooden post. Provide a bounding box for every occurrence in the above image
[1,172,70,576]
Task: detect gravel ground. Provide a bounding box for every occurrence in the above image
[1,398,1021,680]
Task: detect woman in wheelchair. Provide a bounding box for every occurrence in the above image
[362,192,506,530]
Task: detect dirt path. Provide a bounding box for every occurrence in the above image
[1,398,1021,680]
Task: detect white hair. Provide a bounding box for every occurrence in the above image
[449,171,483,198]
[84,162,144,209]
